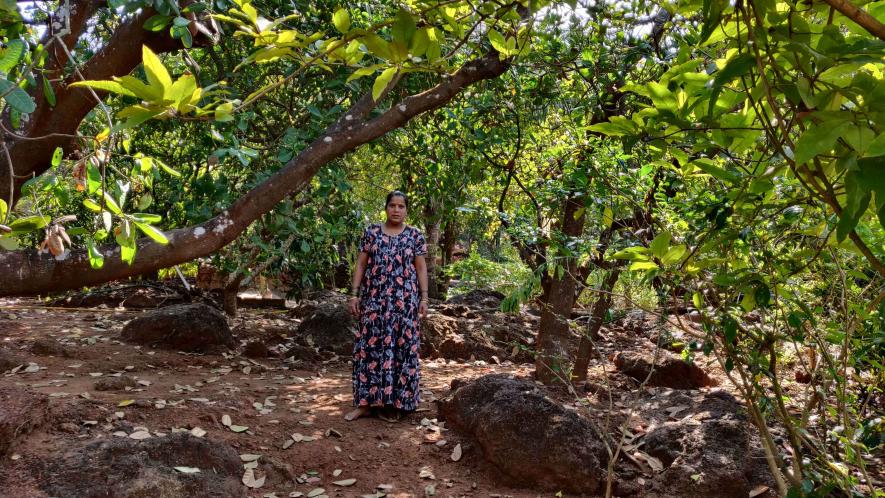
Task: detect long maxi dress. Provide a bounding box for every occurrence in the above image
[352,223,427,411]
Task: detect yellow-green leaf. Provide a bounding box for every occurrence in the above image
[332,8,351,34]
[69,80,137,98]
[372,67,398,101]
[134,221,168,244]
[141,45,172,95]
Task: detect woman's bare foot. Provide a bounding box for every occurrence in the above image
[344,406,371,421]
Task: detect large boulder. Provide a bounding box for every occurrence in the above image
[437,374,605,494]
[641,390,776,498]
[121,304,233,352]
[613,350,715,389]
[294,302,356,355]
[42,433,245,498]
[0,387,49,456]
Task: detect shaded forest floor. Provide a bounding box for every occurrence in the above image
[0,284,821,497]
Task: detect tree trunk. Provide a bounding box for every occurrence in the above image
[572,269,620,383]
[534,194,585,384]
[222,275,243,317]
[423,203,445,300]
[438,219,457,299]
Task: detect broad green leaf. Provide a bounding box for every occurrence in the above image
[346,66,380,83]
[866,132,885,157]
[332,8,350,34]
[410,28,429,57]
[602,206,613,228]
[0,236,19,250]
[134,221,168,244]
[629,261,659,271]
[793,121,851,165]
[0,78,36,113]
[168,74,198,109]
[154,158,182,177]
[0,40,26,73]
[488,29,507,54]
[660,245,688,265]
[360,34,392,60]
[86,240,104,269]
[83,199,102,212]
[0,198,5,221]
[69,79,138,98]
[215,102,234,122]
[51,147,63,167]
[612,246,649,260]
[692,292,704,309]
[141,45,172,95]
[688,158,739,182]
[9,215,50,233]
[143,14,172,31]
[649,232,671,259]
[391,8,416,47]
[42,75,56,106]
[100,190,123,215]
[372,67,398,102]
[115,75,163,100]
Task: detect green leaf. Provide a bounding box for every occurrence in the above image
[612,246,649,260]
[661,245,688,265]
[86,240,104,269]
[360,34,392,60]
[42,75,56,107]
[0,235,19,250]
[865,132,885,157]
[215,102,234,122]
[391,8,416,47]
[793,121,851,165]
[132,213,162,223]
[689,158,739,182]
[301,240,310,253]
[332,8,351,34]
[372,67,397,102]
[154,158,182,177]
[0,198,6,221]
[9,215,50,233]
[68,80,138,98]
[51,147,63,167]
[83,199,102,212]
[722,316,737,343]
[692,292,704,309]
[143,14,172,31]
[649,232,671,259]
[629,261,659,271]
[0,40,26,73]
[100,190,123,215]
[134,221,168,244]
[141,45,172,95]
[488,29,508,54]
[0,78,36,113]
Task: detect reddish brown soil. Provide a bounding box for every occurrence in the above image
[0,297,552,498]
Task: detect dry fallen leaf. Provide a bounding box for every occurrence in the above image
[129,430,151,440]
[240,454,261,462]
[418,466,435,479]
[222,414,232,427]
[117,399,135,407]
[306,488,325,497]
[190,427,206,438]
[450,444,462,462]
[333,478,356,487]
[242,468,266,489]
[173,466,200,474]
[749,485,770,497]
[332,469,342,477]
[282,439,294,449]
[229,425,249,433]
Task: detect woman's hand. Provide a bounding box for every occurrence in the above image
[348,296,360,317]
[419,300,428,319]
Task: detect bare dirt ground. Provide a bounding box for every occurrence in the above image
[0,296,551,498]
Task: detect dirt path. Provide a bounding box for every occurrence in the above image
[0,299,550,498]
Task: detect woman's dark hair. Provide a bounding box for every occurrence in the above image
[385,190,408,208]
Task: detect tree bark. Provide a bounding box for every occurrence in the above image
[534,194,586,384]
[222,275,243,317]
[423,202,444,300]
[0,51,512,297]
[571,269,620,383]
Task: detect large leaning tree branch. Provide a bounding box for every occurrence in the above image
[0,51,511,297]
[0,0,218,207]
[820,0,885,41]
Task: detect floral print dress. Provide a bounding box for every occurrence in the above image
[353,223,427,411]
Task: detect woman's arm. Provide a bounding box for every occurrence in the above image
[415,254,429,318]
[348,252,369,316]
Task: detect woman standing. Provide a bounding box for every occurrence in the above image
[346,191,429,421]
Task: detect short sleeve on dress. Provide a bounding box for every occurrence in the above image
[414,230,427,256]
[359,226,373,253]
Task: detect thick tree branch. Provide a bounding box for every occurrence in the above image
[0,52,511,297]
[820,0,885,41]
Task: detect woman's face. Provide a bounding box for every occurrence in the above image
[386,195,407,224]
